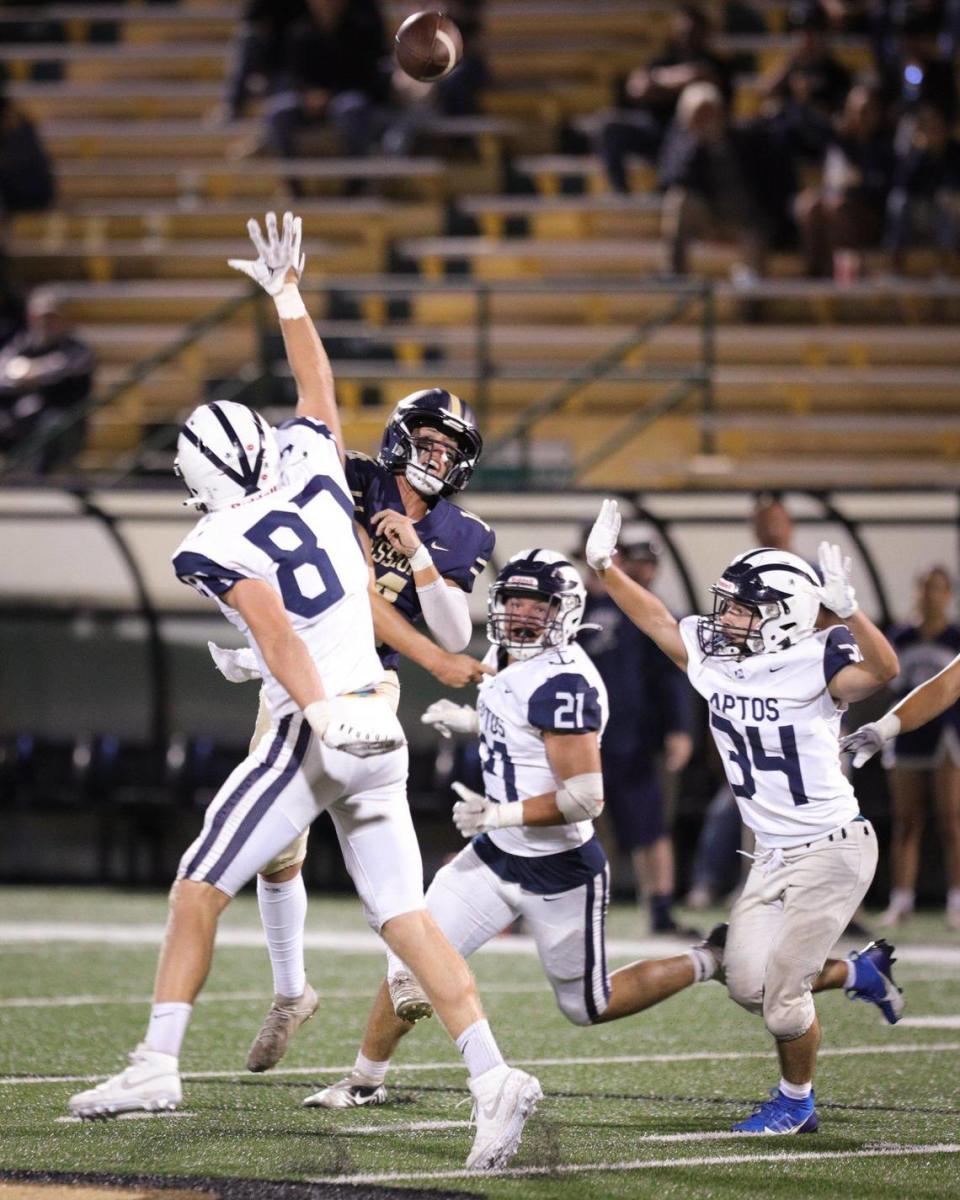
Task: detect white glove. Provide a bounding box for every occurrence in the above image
[421,699,480,739]
[451,781,524,838]
[228,211,304,296]
[208,642,262,684]
[585,498,621,571]
[815,541,858,619]
[840,712,901,768]
[304,695,406,759]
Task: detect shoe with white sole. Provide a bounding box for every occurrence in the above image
[388,970,432,1024]
[845,938,905,1025]
[732,1087,818,1135]
[246,982,319,1072]
[302,1071,388,1109]
[68,1045,181,1119]
[466,1064,542,1170]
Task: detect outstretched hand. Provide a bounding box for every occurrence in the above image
[228,211,305,296]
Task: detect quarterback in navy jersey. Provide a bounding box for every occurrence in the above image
[585,499,905,1137]
[300,550,731,1111]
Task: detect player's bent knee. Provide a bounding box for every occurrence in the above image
[726,973,765,1016]
[554,983,604,1027]
[763,991,816,1041]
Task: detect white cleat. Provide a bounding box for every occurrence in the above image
[302,1072,388,1109]
[67,1045,181,1120]
[465,1064,542,1171]
[388,971,433,1024]
[246,982,319,1072]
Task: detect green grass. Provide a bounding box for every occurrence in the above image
[1,886,959,1199]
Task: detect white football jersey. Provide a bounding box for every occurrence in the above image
[173,417,383,719]
[476,642,608,857]
[679,616,863,849]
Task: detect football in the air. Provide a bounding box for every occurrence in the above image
[395,10,464,82]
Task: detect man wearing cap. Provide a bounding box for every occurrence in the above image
[578,535,697,935]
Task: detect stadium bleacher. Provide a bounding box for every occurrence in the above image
[0,0,957,489]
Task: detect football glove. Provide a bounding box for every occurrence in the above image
[228,210,305,296]
[815,541,858,619]
[451,781,523,837]
[421,699,480,739]
[585,498,621,571]
[208,642,261,684]
[304,695,406,758]
[840,712,901,768]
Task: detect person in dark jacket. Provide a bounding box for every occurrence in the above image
[579,536,697,935]
[885,102,960,270]
[0,89,55,216]
[0,291,94,472]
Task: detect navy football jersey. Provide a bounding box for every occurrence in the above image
[345,452,494,668]
[888,624,960,759]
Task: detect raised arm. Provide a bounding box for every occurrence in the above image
[585,499,687,670]
[814,542,899,704]
[228,211,344,461]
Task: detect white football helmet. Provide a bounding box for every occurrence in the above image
[698,547,821,659]
[487,548,586,661]
[174,401,280,512]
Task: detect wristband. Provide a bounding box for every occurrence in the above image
[408,543,433,573]
[875,711,902,743]
[303,699,329,736]
[491,801,525,829]
[274,283,307,321]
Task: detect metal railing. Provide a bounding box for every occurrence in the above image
[0,277,715,489]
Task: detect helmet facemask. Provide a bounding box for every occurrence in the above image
[487,583,569,661]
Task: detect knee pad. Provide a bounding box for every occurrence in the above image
[260,829,309,877]
[554,982,600,1027]
[761,958,817,1040]
[725,964,765,1016]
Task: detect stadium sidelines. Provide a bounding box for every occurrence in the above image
[305,1144,960,1185]
[2,921,959,967]
[5,1041,960,1087]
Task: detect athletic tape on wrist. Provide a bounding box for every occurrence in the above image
[408,544,433,573]
[274,283,307,320]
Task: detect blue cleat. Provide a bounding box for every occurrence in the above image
[845,938,905,1025]
[732,1087,818,1135]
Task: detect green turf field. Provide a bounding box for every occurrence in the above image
[1,886,958,1199]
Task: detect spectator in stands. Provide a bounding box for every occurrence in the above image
[886,102,960,271]
[219,0,308,122]
[876,2,958,138]
[578,535,697,936]
[0,290,94,473]
[881,566,960,931]
[262,0,389,189]
[658,81,794,280]
[708,0,769,74]
[0,87,55,217]
[760,2,852,162]
[599,5,733,194]
[793,82,895,279]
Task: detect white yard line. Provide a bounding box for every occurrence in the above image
[308,1143,960,1185]
[899,1016,960,1029]
[55,1111,197,1124]
[5,1041,959,1088]
[0,982,546,1010]
[2,921,959,967]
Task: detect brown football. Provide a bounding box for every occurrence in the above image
[395,10,464,82]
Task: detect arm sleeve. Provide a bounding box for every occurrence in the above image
[823,625,865,685]
[528,673,603,734]
[416,578,473,652]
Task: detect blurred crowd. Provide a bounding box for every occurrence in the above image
[596,0,960,281]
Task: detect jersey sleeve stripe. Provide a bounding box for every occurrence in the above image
[277,416,333,439]
[173,550,247,595]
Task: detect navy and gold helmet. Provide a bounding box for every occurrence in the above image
[379,388,483,498]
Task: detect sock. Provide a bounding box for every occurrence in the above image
[844,959,858,989]
[385,946,407,981]
[888,887,914,913]
[947,888,960,913]
[455,1019,505,1081]
[779,1077,812,1101]
[144,1002,192,1058]
[687,946,717,983]
[257,873,308,998]
[649,893,673,928]
[353,1051,390,1086]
